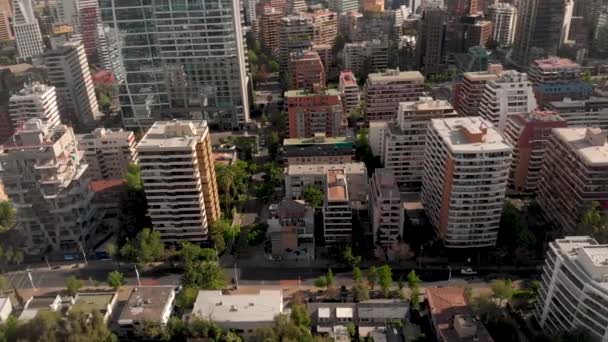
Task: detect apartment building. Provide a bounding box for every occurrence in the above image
[35,40,102,128]
[285,87,345,138]
[338,71,359,116]
[370,169,404,247]
[421,117,513,248]
[328,0,357,13]
[452,64,504,116]
[462,18,493,51]
[324,169,353,244]
[13,0,44,61]
[338,10,362,40]
[259,6,283,53]
[0,119,99,253]
[478,70,537,131]
[416,6,446,76]
[283,133,354,165]
[528,57,593,107]
[545,97,608,130]
[362,0,384,12]
[310,10,338,47]
[9,83,61,129]
[536,127,608,233]
[267,199,314,257]
[504,110,567,193]
[279,15,314,71]
[486,2,516,46]
[76,128,137,180]
[536,236,608,340]
[0,10,12,41]
[372,98,457,193]
[343,40,389,76]
[363,69,425,122]
[136,120,220,243]
[97,25,125,83]
[289,50,326,91]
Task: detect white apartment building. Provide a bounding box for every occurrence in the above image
[545,97,608,130]
[97,25,125,83]
[137,120,220,244]
[369,121,388,159]
[421,117,513,248]
[35,40,102,128]
[9,83,61,129]
[324,169,353,244]
[377,98,457,193]
[343,40,389,76]
[370,169,404,247]
[536,236,608,340]
[76,128,137,180]
[0,119,99,253]
[338,71,360,115]
[12,0,44,61]
[486,2,517,46]
[479,70,537,131]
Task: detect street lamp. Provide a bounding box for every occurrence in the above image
[418,245,424,268]
[447,265,452,284]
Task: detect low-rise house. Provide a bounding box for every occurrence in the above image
[0,297,12,322]
[67,292,118,322]
[191,290,283,336]
[426,287,494,342]
[18,295,62,321]
[117,286,176,336]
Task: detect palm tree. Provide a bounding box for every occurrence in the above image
[215,165,236,212]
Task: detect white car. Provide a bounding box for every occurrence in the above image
[460,268,478,275]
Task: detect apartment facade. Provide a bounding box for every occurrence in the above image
[421,117,513,248]
[285,87,345,138]
[545,97,608,130]
[536,127,608,233]
[338,71,359,116]
[416,6,446,76]
[528,57,593,107]
[289,50,326,91]
[76,128,137,180]
[13,0,44,61]
[478,70,537,131]
[536,236,608,340]
[35,40,102,128]
[324,169,353,244]
[370,169,404,246]
[279,15,314,71]
[363,69,425,122]
[485,2,516,46]
[136,120,220,243]
[504,110,567,193]
[343,40,389,76]
[0,119,99,253]
[9,83,61,129]
[259,6,283,53]
[452,64,503,116]
[283,134,354,165]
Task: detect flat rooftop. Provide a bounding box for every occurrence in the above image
[547,96,608,108]
[119,286,174,322]
[367,70,424,85]
[533,57,579,70]
[284,88,340,97]
[70,293,115,314]
[372,169,400,199]
[555,236,598,257]
[463,71,501,81]
[286,162,366,176]
[327,169,347,201]
[25,295,59,309]
[399,99,454,112]
[283,135,353,146]
[192,290,282,323]
[339,71,358,87]
[430,117,512,153]
[553,128,608,166]
[137,120,208,150]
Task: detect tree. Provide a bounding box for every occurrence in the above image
[0,275,6,293]
[107,271,124,290]
[121,228,164,265]
[182,261,226,289]
[315,276,328,288]
[189,318,223,339]
[0,201,16,233]
[326,269,335,288]
[268,131,281,161]
[352,283,370,302]
[341,247,361,267]
[175,287,199,310]
[581,70,592,83]
[491,279,514,306]
[105,243,119,266]
[408,270,422,311]
[178,241,218,266]
[215,164,236,212]
[124,163,143,190]
[119,164,150,243]
[66,276,82,297]
[377,265,393,297]
[355,128,382,174]
[576,201,608,243]
[252,314,312,342]
[353,266,362,283]
[367,266,378,290]
[303,184,324,208]
[290,303,310,328]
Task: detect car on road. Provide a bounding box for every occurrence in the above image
[460,267,478,275]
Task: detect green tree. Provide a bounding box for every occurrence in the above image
[59,310,116,341]
[498,201,536,258]
[268,131,281,161]
[178,241,218,265]
[290,303,310,328]
[408,270,422,311]
[355,128,382,174]
[353,266,362,283]
[215,164,237,212]
[252,314,312,342]
[397,275,404,290]
[124,163,143,190]
[314,276,328,288]
[188,318,223,339]
[576,201,608,243]
[182,261,226,289]
[303,184,324,208]
[491,279,514,306]
[121,228,164,265]
[581,70,592,83]
[341,247,361,267]
[107,271,124,290]
[326,269,335,288]
[119,164,150,243]
[66,276,82,297]
[352,283,370,302]
[269,60,280,72]
[377,265,393,297]
[367,266,377,290]
[0,275,6,293]
[175,287,199,310]
[105,243,119,266]
[0,201,16,233]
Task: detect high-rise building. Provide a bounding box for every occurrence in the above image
[416,6,446,76]
[328,0,357,13]
[289,50,326,91]
[0,10,13,40]
[462,17,493,50]
[593,7,608,57]
[285,87,345,138]
[97,24,125,83]
[363,69,425,122]
[504,110,567,193]
[0,119,100,253]
[536,127,608,233]
[136,120,220,243]
[478,70,537,131]
[536,236,608,340]
[76,128,138,180]
[511,0,574,68]
[286,0,306,13]
[370,169,404,246]
[452,64,503,116]
[362,0,384,12]
[76,0,100,63]
[35,40,102,128]
[283,134,355,165]
[259,6,283,53]
[279,15,314,71]
[528,57,593,108]
[373,98,457,193]
[343,40,389,75]
[421,117,512,248]
[310,10,338,47]
[284,162,367,203]
[12,0,44,61]
[324,169,353,244]
[9,83,61,129]
[545,97,608,130]
[338,71,359,116]
[100,0,250,130]
[338,10,362,41]
[485,2,516,46]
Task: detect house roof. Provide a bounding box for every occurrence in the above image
[192,290,283,323]
[119,286,174,323]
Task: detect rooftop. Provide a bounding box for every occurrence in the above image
[70,293,116,315]
[327,169,348,201]
[286,162,366,176]
[284,88,340,97]
[0,297,10,309]
[552,128,608,166]
[137,120,208,150]
[77,127,134,141]
[372,169,400,199]
[554,236,608,286]
[532,57,579,70]
[430,117,512,153]
[277,199,312,219]
[339,71,358,87]
[283,135,353,146]
[547,96,608,108]
[399,98,454,112]
[119,286,174,322]
[89,179,125,193]
[191,290,282,323]
[367,69,424,85]
[11,82,54,98]
[0,63,33,74]
[24,295,60,310]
